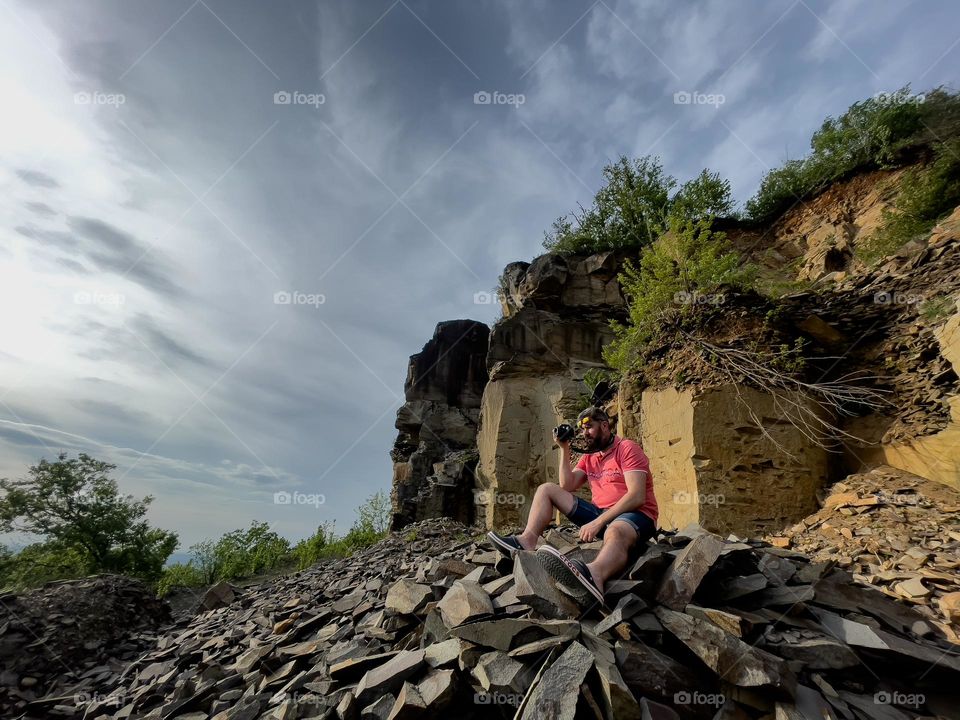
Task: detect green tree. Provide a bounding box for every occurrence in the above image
[210,521,290,581]
[188,538,219,585]
[0,453,177,582]
[291,520,337,569]
[156,561,204,597]
[543,156,734,255]
[354,490,391,535]
[671,169,735,221]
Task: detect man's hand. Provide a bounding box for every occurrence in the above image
[578,518,606,542]
[552,426,571,450]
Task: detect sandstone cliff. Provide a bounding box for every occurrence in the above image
[476,252,628,528]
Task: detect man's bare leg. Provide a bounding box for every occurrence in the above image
[585,522,638,593]
[516,483,577,550]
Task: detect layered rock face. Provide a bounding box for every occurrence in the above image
[390,320,490,531]
[847,228,960,489]
[618,385,832,537]
[476,253,627,527]
[781,209,960,489]
[478,250,840,535]
[728,166,908,285]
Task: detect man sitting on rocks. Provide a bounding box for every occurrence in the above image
[487,406,659,605]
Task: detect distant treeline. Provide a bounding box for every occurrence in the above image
[0,452,391,597]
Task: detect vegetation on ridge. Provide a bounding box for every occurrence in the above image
[747,85,960,225]
[538,85,960,375]
[0,453,177,586]
[0,452,392,596]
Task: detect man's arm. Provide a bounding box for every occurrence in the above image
[557,443,587,492]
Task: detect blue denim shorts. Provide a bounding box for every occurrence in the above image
[565,496,656,542]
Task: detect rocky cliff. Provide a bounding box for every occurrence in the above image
[390,320,489,530]
[392,161,960,540]
[476,252,628,528]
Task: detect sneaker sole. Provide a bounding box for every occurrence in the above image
[537,546,604,605]
[486,531,519,560]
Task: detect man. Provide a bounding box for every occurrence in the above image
[487,406,658,605]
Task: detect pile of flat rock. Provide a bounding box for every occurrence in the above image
[787,229,960,445]
[769,465,960,642]
[0,574,172,714]
[10,516,960,719]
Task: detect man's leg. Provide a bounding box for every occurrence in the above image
[516,483,577,550]
[585,521,639,594]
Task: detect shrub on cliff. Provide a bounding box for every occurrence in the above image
[746,85,960,224]
[860,137,960,264]
[203,520,291,581]
[156,523,292,596]
[602,216,756,372]
[0,453,177,586]
[542,156,734,254]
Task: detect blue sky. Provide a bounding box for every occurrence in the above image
[1,0,957,551]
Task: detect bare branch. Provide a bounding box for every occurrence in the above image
[680,329,892,452]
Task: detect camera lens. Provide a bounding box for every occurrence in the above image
[554,423,574,442]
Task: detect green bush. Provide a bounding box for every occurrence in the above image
[291,521,337,569]
[290,491,392,567]
[207,521,291,582]
[573,368,617,413]
[0,541,89,591]
[602,216,756,372]
[156,562,205,597]
[543,156,733,255]
[921,294,957,323]
[746,86,960,224]
[859,138,960,264]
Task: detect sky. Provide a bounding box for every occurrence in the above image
[1,0,957,553]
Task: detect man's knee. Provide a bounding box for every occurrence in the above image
[605,521,639,548]
[535,483,574,514]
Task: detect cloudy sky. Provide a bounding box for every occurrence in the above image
[1,0,957,552]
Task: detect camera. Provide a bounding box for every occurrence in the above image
[553,423,575,442]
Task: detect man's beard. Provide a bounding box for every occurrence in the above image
[583,434,609,452]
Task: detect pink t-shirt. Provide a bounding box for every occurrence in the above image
[575,436,658,523]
